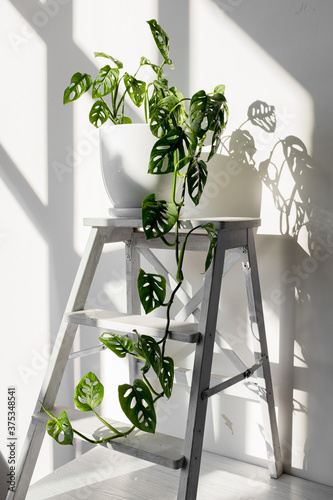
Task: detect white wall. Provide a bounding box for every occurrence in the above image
[1,0,333,494]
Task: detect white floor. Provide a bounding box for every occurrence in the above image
[26,447,333,500]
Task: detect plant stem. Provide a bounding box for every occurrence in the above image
[92,409,128,437]
[73,426,135,444]
[143,373,163,397]
[158,279,183,352]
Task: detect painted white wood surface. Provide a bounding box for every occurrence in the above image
[26,446,333,500]
[32,406,184,469]
[65,309,199,343]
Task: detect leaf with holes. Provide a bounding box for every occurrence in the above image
[99,332,136,358]
[150,91,186,138]
[74,372,104,412]
[63,72,92,104]
[159,356,174,399]
[247,101,276,133]
[123,73,146,108]
[142,194,178,240]
[139,335,163,377]
[148,79,169,118]
[208,106,229,161]
[202,222,218,272]
[187,159,207,206]
[206,93,227,132]
[89,99,110,128]
[138,269,166,314]
[150,104,171,138]
[41,405,73,446]
[118,379,156,433]
[149,127,185,174]
[94,52,123,69]
[147,19,173,67]
[150,94,178,137]
[189,90,207,138]
[92,66,119,98]
[189,90,226,139]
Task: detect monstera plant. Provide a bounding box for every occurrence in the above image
[43,20,228,445]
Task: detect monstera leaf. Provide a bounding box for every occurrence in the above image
[138,269,166,314]
[187,159,208,206]
[41,404,73,446]
[147,19,173,67]
[176,222,217,282]
[89,99,110,128]
[189,90,226,139]
[118,379,156,433]
[208,107,229,161]
[150,90,186,138]
[63,72,92,104]
[247,101,276,133]
[94,52,123,68]
[139,335,163,376]
[74,372,104,412]
[99,332,136,358]
[158,356,174,398]
[142,194,178,240]
[150,94,179,137]
[92,66,119,98]
[149,127,185,174]
[123,73,146,107]
[202,223,218,272]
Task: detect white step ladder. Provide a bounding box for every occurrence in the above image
[7,217,283,500]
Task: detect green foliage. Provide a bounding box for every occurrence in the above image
[148,127,186,174]
[49,19,231,450]
[202,223,218,272]
[74,372,104,412]
[63,20,173,126]
[159,356,174,399]
[138,269,166,314]
[118,379,156,433]
[63,72,92,103]
[41,404,73,446]
[99,332,136,358]
[142,194,178,240]
[187,159,208,205]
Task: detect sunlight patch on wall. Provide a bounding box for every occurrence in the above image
[72,0,158,72]
[291,388,308,470]
[1,1,48,206]
[294,340,308,368]
[244,399,268,461]
[0,178,52,481]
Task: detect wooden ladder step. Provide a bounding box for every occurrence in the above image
[32,406,185,469]
[65,309,200,343]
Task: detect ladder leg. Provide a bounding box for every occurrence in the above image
[8,227,109,500]
[125,236,141,383]
[242,228,283,478]
[178,230,227,499]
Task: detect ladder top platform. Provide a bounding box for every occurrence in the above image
[83,216,261,231]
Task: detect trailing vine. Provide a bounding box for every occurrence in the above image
[44,19,228,445]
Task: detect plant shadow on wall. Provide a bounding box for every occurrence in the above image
[215,100,333,473]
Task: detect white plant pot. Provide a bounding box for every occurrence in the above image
[100,123,172,217]
[183,153,262,219]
